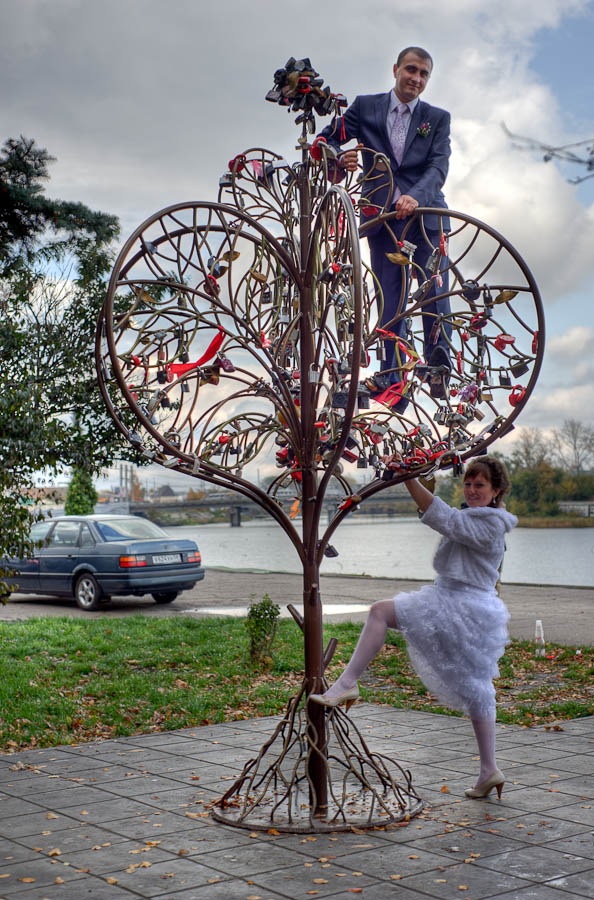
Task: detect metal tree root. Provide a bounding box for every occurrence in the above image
[212,686,423,833]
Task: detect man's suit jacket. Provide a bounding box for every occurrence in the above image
[319,91,451,233]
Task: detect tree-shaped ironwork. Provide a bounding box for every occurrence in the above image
[96,58,544,832]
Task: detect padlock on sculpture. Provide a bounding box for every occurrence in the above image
[332,390,349,409]
[509,357,530,378]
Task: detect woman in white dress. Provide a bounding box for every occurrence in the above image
[310,456,516,800]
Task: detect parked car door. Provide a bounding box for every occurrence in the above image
[6,520,53,593]
[38,520,84,594]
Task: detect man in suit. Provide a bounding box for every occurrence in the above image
[318,47,451,408]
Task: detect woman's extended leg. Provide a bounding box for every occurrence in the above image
[314,599,398,701]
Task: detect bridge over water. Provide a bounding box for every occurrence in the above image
[128,490,414,527]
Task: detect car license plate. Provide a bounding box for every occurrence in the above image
[152,553,182,565]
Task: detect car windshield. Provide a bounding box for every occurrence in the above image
[94,518,169,542]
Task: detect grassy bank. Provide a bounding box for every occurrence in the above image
[1,617,592,754]
[516,516,594,528]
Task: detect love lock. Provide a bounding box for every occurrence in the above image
[509,357,530,378]
[348,345,368,367]
[494,333,516,352]
[357,388,370,410]
[499,368,512,387]
[332,390,349,409]
[461,279,481,302]
[509,385,526,407]
[309,364,321,384]
[218,355,236,373]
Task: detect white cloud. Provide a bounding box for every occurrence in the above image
[548,325,594,357]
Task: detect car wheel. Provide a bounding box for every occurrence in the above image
[74,573,103,611]
[152,591,179,604]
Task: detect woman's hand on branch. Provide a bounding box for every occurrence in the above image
[383,454,435,514]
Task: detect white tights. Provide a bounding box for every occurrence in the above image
[323,599,499,780]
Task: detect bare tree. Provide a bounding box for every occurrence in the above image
[551,418,594,475]
[510,426,552,470]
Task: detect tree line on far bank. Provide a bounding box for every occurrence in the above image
[437,420,594,518]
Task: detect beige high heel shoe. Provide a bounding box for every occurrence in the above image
[308,685,359,711]
[464,770,505,799]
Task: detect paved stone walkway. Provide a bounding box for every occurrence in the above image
[1,708,594,898]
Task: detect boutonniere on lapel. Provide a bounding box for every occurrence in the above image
[416,122,431,138]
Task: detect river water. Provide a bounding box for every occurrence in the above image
[169,516,594,588]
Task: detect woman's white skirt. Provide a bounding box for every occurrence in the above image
[393,575,510,718]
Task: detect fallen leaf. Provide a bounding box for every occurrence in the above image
[440,785,450,793]
[106,877,119,885]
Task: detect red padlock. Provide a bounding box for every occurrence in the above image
[509,385,526,407]
[494,333,515,352]
[227,154,247,173]
[309,136,327,161]
[532,330,539,354]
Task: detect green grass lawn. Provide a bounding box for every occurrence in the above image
[1,616,592,753]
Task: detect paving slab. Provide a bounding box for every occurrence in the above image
[1,709,594,899]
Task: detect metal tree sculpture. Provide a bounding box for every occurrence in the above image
[96,58,544,831]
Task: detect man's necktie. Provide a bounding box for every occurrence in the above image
[390,102,410,165]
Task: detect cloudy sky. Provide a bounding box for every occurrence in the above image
[2,0,594,486]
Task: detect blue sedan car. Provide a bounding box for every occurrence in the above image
[5,515,205,611]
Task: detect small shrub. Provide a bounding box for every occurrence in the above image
[246,594,280,668]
